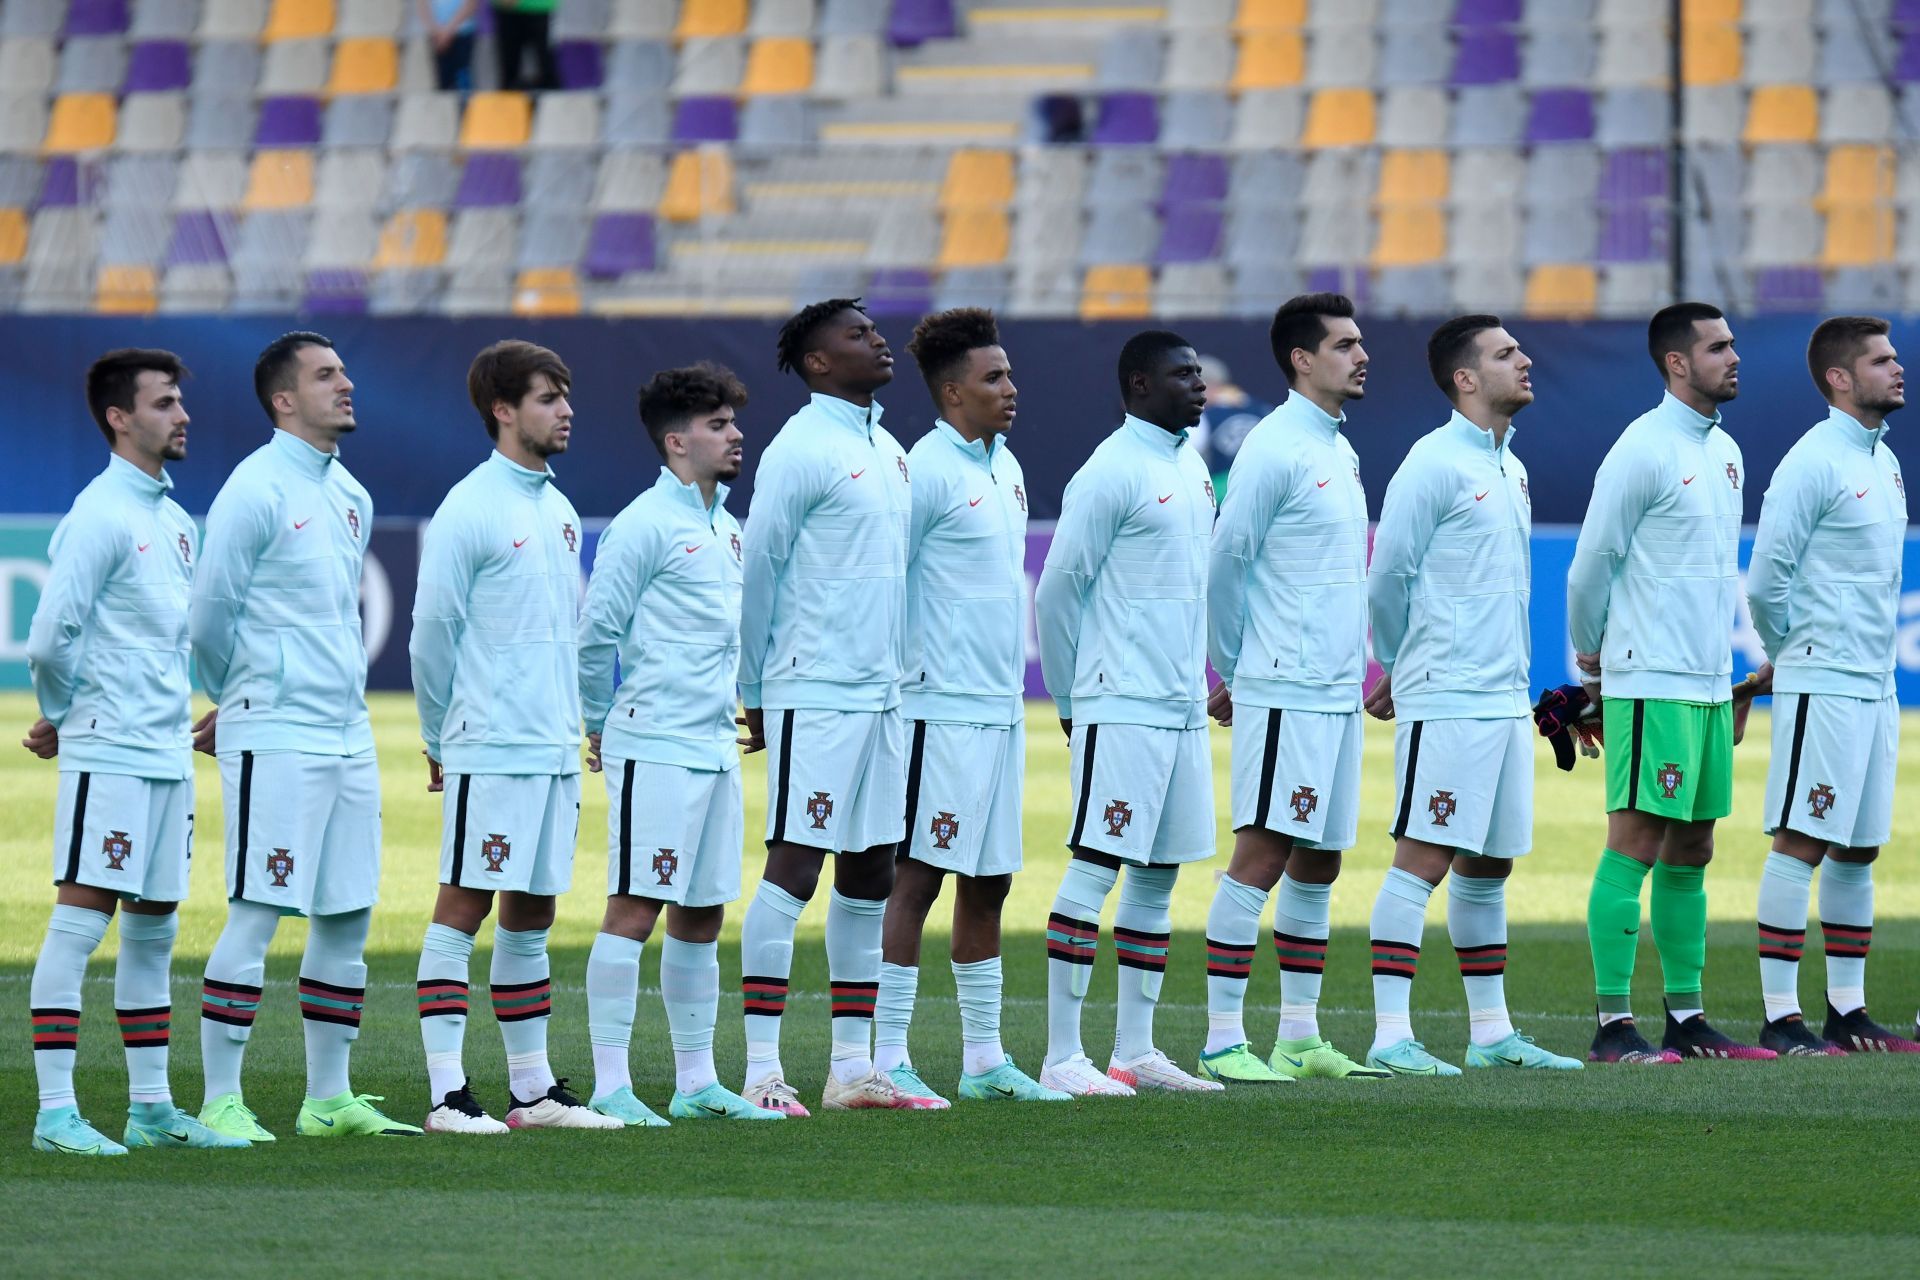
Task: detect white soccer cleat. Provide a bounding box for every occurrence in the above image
[820,1068,944,1111]
[505,1079,626,1130]
[743,1074,811,1118]
[1039,1053,1137,1097]
[1108,1048,1227,1092]
[425,1083,510,1135]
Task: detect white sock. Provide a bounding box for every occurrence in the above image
[417,922,476,1106]
[740,879,805,1086]
[200,899,280,1104]
[1045,858,1116,1066]
[492,925,555,1101]
[585,931,643,1100]
[115,911,178,1105]
[1112,865,1176,1064]
[1202,875,1267,1054]
[825,890,885,1084]
[31,904,109,1111]
[1447,872,1514,1047]
[1820,860,1874,1015]
[953,956,1006,1076]
[1370,868,1433,1052]
[1756,852,1813,1022]
[873,962,917,1075]
[1273,873,1331,1042]
[660,936,720,1095]
[301,909,371,1101]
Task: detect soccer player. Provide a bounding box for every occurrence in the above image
[1363,315,1582,1077]
[23,350,247,1155]
[1747,316,1916,1055]
[577,364,785,1122]
[1569,303,1774,1062]
[1197,294,1391,1084]
[1035,330,1224,1096]
[873,308,1068,1105]
[410,341,619,1133]
[736,299,928,1113]
[193,333,421,1139]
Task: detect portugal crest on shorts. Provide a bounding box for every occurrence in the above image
[1104,799,1133,839]
[1656,762,1684,799]
[1427,790,1457,827]
[1289,786,1318,824]
[562,522,577,553]
[266,848,294,887]
[929,811,960,850]
[1807,783,1836,820]
[101,830,132,871]
[652,848,678,886]
[481,834,511,872]
[807,791,834,830]
[346,506,361,539]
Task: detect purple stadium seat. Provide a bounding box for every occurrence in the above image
[866,269,934,316]
[1597,206,1662,262]
[555,41,604,90]
[125,41,193,93]
[1306,265,1368,304]
[256,97,323,147]
[1897,0,1920,29]
[1526,89,1595,142]
[456,154,522,207]
[166,211,235,266]
[1753,267,1824,310]
[1452,30,1519,85]
[305,269,371,314]
[36,157,98,208]
[582,213,656,278]
[65,0,129,36]
[672,97,738,143]
[1092,93,1159,145]
[1599,149,1669,203]
[1161,153,1229,209]
[1453,0,1522,25]
[888,0,957,47]
[1156,205,1223,264]
[1897,33,1920,81]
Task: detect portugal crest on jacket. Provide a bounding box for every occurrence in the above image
[929,811,960,850]
[346,506,360,539]
[1807,784,1836,820]
[1656,762,1684,799]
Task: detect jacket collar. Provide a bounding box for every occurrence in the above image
[1658,389,1721,438]
[104,451,173,503]
[1122,413,1189,455]
[650,465,729,515]
[1277,390,1344,443]
[488,448,555,492]
[1822,405,1890,452]
[1445,409,1518,455]
[270,426,340,476]
[809,391,883,437]
[935,418,1002,464]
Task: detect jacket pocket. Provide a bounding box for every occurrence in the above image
[1298,581,1366,683]
[927,596,1021,692]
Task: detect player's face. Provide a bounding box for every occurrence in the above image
[674,403,745,481]
[1471,327,1534,415]
[1683,318,1740,405]
[286,344,356,435]
[951,345,1017,435]
[113,370,190,463]
[1134,346,1207,429]
[814,309,894,395]
[1306,317,1368,404]
[1848,334,1905,415]
[503,373,573,459]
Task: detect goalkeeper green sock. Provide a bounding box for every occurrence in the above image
[1588,849,1650,1019]
[1650,862,1708,1010]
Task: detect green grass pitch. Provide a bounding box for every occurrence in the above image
[1,692,1917,1276]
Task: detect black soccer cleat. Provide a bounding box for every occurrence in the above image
[1758,1013,1844,1057]
[1662,1004,1777,1061]
[1588,1014,1681,1064]
[1822,1002,1920,1054]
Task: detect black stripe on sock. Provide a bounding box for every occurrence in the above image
[488,978,550,994]
[1253,708,1283,829]
[617,759,636,896]
[297,976,364,998]
[62,771,91,884]
[233,753,253,898]
[448,772,471,884]
[1068,724,1100,848]
[770,709,795,845]
[1778,694,1809,832]
[1391,722,1423,839]
[1627,699,1645,811]
[899,718,928,861]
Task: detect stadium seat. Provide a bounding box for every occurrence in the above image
[1372,206,1445,265]
[677,0,749,39]
[940,149,1014,210]
[1233,0,1306,30]
[1595,24,1669,89]
[1373,264,1451,316]
[263,0,334,42]
[1377,148,1449,206]
[938,207,1010,267]
[1161,92,1232,146]
[42,93,116,152]
[674,39,747,96]
[1745,203,1821,262]
[95,263,157,313]
[1165,31,1232,89]
[315,150,384,208]
[193,40,262,95]
[104,157,178,212]
[1822,204,1895,265]
[604,92,671,146]
[132,0,200,38]
[531,93,600,149]
[1524,263,1598,316]
[393,92,459,148]
[1083,205,1160,265]
[609,39,675,91]
[1523,26,1596,88]
[1378,88,1449,146]
[449,210,516,268]
[172,153,247,209]
[54,36,128,95]
[1822,84,1894,143]
[1301,88,1377,148]
[304,207,376,267]
[1744,84,1817,141]
[1450,202,1523,263]
[741,37,813,94]
[1088,150,1161,210]
[0,38,58,95]
[1596,87,1667,145]
[1230,89,1305,147]
[375,208,447,268]
[1526,145,1601,207]
[1155,260,1228,317]
[1097,29,1165,90]
[198,0,268,40]
[1450,84,1526,145]
[244,149,315,209]
[1681,21,1741,85]
[816,35,884,97]
[658,148,736,221]
[166,210,237,268]
[256,95,323,146]
[184,92,254,148]
[337,0,403,38]
[821,0,889,36]
[516,206,590,270]
[1525,201,1599,261]
[1302,149,1378,207]
[1232,31,1304,89]
[1307,25,1379,87]
[323,94,393,146]
[460,92,531,148]
[1820,145,1896,205]
[1224,203,1301,264]
[328,38,398,94]
[594,151,668,211]
[1745,21,1815,85]
[117,92,185,151]
[455,154,522,207]
[1079,264,1153,318]
[260,37,327,92]
[514,267,581,315]
[0,208,30,265]
[125,40,193,92]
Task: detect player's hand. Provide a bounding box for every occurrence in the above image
[1730,662,1771,745]
[191,708,218,755]
[22,717,57,759]
[1363,673,1393,721]
[1575,651,1601,680]
[1058,717,1071,738]
[586,732,602,773]
[425,752,444,793]
[736,707,766,754]
[1207,682,1232,726]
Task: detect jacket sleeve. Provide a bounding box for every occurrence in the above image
[1207,447,1288,688]
[1035,464,1127,718]
[1365,454,1446,677]
[25,510,119,726]
[409,507,475,760]
[1745,454,1826,662]
[736,448,813,710]
[578,516,655,736]
[189,480,273,706]
[1566,445,1658,656]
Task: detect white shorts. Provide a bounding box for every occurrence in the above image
[1764,692,1899,849]
[605,758,743,907]
[901,719,1025,878]
[1389,716,1532,859]
[1067,722,1217,866]
[223,750,382,916]
[53,770,193,903]
[764,707,907,854]
[1230,706,1363,851]
[440,772,581,896]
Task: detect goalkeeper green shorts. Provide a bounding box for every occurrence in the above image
[1602,697,1734,822]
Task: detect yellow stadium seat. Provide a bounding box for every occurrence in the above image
[938,208,1010,267]
[245,150,316,210]
[675,0,748,38]
[1819,146,1896,205]
[328,38,398,95]
[1681,0,1741,23]
[1233,0,1306,31]
[376,210,448,268]
[43,93,116,152]
[1372,207,1446,266]
[1301,88,1376,149]
[1376,149,1450,206]
[1681,22,1740,86]
[1744,85,1818,143]
[940,150,1015,211]
[0,208,27,265]
[1080,265,1153,320]
[264,0,336,42]
[658,149,736,222]
[1822,205,1895,266]
[741,38,813,95]
[95,265,158,315]
[514,268,582,316]
[1231,32,1304,90]
[1524,265,1598,319]
[460,92,532,149]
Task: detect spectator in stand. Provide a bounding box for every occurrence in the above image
[419,0,479,91]
[492,0,560,92]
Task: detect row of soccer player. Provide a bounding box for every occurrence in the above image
[21,297,1912,1156]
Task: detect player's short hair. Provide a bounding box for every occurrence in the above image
[85,348,189,444]
[906,307,1001,402]
[637,362,749,460]
[1806,315,1892,401]
[776,297,866,378]
[467,339,572,439]
[1647,301,1726,377]
[253,330,333,426]
[1269,292,1355,387]
[1427,314,1503,402]
[1116,329,1195,401]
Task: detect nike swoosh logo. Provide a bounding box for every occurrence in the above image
[986,1084,1016,1097]
[968,496,983,507]
[697,1103,728,1116]
[1474,491,1489,501]
[685,544,703,553]
[311,1114,335,1127]
[1857,488,1870,498]
[1624,927,1638,935]
[850,469,866,479]
[1316,478,1331,488]
[136,542,150,552]
[513,538,528,548]
[1277,1053,1304,1068]
[158,1128,191,1143]
[1682,475,1696,485]
[1494,1055,1525,1067]
[293,518,312,529]
[1158,493,1173,503]
[42,1137,97,1154]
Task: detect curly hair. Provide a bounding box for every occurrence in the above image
[637,362,749,459]
[775,297,865,377]
[906,307,1001,402]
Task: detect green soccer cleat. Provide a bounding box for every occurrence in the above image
[124,1102,252,1149]
[1197,1042,1291,1084]
[884,1064,952,1109]
[295,1092,424,1138]
[32,1106,127,1157]
[1269,1036,1394,1080]
[1465,1031,1586,1071]
[198,1093,276,1143]
[590,1086,671,1128]
[1364,1039,1462,1078]
[668,1082,786,1120]
[958,1058,1072,1102]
